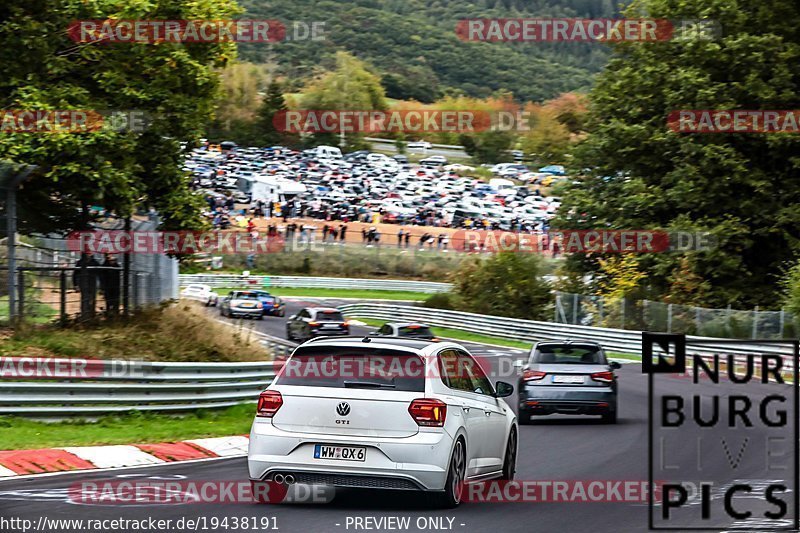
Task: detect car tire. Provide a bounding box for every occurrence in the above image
[429,438,466,509]
[279,310,285,317]
[518,409,534,425]
[256,315,263,321]
[501,428,517,480]
[602,410,617,424]
[286,327,294,341]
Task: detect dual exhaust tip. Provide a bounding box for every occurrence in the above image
[272,474,295,485]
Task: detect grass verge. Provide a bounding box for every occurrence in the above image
[0,302,270,362]
[214,287,431,301]
[0,404,254,450]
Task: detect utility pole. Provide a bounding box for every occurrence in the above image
[1,162,37,322]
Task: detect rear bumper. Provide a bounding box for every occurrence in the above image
[310,329,349,337]
[229,307,263,318]
[520,385,616,415]
[248,420,453,491]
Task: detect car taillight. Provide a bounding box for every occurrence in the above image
[409,399,447,427]
[591,371,614,383]
[522,370,546,382]
[308,321,320,327]
[256,390,283,417]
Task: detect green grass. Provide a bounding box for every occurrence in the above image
[0,404,254,450]
[0,295,59,325]
[213,287,432,301]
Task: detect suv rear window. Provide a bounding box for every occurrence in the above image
[315,310,345,322]
[532,345,605,364]
[276,346,425,392]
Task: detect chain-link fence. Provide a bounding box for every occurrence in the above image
[1,219,178,326]
[554,292,795,339]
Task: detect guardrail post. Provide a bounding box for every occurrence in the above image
[780,307,785,337]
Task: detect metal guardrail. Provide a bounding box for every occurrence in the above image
[179,274,452,293]
[0,360,280,416]
[337,303,798,368]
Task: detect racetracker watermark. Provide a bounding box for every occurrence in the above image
[68,480,333,505]
[668,110,800,134]
[68,20,325,43]
[0,110,151,133]
[456,18,720,42]
[464,480,656,503]
[0,357,149,379]
[67,231,286,255]
[644,333,799,530]
[450,230,716,254]
[273,109,558,133]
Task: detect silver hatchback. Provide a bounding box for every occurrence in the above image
[518,341,621,424]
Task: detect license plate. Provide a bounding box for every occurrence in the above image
[553,375,585,384]
[240,302,256,308]
[314,445,366,462]
[322,323,340,329]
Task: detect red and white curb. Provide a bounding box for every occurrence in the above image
[0,435,248,478]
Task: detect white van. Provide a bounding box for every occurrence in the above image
[311,145,343,160]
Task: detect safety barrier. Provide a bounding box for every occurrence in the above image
[179,274,452,293]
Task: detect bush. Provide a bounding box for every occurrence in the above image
[450,252,551,320]
[422,292,455,310]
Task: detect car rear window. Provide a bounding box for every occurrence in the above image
[398,326,434,337]
[234,292,259,300]
[533,345,605,364]
[276,346,425,392]
[316,310,344,322]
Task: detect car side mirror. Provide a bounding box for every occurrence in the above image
[609,361,622,370]
[494,381,514,398]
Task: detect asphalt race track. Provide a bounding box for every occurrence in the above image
[0,298,795,533]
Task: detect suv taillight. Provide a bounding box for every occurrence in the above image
[256,390,283,417]
[409,399,447,427]
[522,369,546,382]
[591,371,614,383]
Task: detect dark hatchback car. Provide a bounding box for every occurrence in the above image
[251,291,286,317]
[518,341,621,424]
[375,322,439,341]
[286,307,349,342]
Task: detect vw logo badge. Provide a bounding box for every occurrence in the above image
[336,402,351,416]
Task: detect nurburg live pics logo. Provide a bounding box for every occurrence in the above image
[643,332,799,530]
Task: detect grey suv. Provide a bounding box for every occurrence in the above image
[517,341,621,424]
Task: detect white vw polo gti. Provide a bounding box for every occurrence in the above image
[248,336,518,507]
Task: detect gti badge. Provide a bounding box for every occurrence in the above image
[336,402,351,416]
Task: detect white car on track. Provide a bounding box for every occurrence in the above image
[179,283,218,306]
[248,336,518,507]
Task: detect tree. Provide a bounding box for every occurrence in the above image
[0,0,238,233]
[300,51,387,147]
[254,80,293,147]
[208,62,272,144]
[450,253,552,319]
[556,0,800,308]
